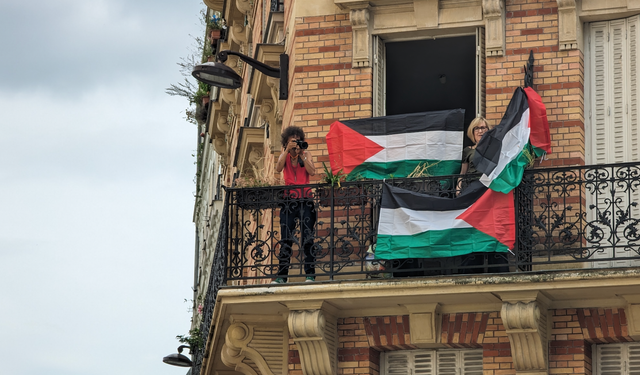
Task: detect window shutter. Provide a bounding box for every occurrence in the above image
[414,351,435,375]
[436,350,457,375]
[588,17,640,268]
[476,27,486,117]
[461,349,484,375]
[596,343,640,374]
[629,16,640,162]
[589,21,609,165]
[384,351,412,375]
[597,343,625,375]
[373,35,386,117]
[630,343,640,374]
[383,350,434,375]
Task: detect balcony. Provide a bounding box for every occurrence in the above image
[192,161,640,374]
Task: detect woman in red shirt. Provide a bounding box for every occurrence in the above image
[273,126,317,283]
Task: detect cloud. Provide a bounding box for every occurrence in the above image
[0,0,205,95]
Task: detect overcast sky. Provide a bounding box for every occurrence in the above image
[0,1,204,374]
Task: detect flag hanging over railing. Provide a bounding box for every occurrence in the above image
[374,87,550,260]
[474,87,551,193]
[326,109,465,180]
[376,181,515,259]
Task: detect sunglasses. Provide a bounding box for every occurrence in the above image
[474,126,489,132]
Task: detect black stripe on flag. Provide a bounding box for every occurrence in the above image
[473,87,529,175]
[342,108,465,136]
[381,181,487,211]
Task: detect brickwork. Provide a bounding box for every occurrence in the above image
[549,309,592,375]
[441,312,490,348]
[576,308,632,343]
[482,312,515,375]
[486,0,585,167]
[291,13,372,181]
[338,318,381,375]
[362,316,414,351]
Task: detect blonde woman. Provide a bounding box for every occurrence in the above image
[458,117,491,193]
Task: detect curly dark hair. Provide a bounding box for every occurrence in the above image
[281,125,305,148]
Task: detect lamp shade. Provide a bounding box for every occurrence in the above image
[192,62,242,89]
[162,352,193,367]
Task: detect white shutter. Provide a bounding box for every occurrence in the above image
[597,344,625,375]
[384,351,413,375]
[589,21,608,165]
[461,349,484,375]
[630,343,640,374]
[476,27,486,117]
[414,351,436,375]
[436,350,457,375]
[382,349,434,375]
[373,35,386,117]
[588,17,640,268]
[596,343,640,374]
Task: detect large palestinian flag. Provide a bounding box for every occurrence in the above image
[376,181,514,259]
[326,109,465,180]
[474,87,551,193]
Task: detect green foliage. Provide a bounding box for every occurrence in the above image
[192,82,211,106]
[322,162,345,187]
[176,328,205,351]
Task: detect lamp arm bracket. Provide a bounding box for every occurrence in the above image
[218,50,281,78]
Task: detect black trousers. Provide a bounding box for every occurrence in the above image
[277,200,317,280]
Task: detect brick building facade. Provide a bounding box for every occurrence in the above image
[192,1,640,374]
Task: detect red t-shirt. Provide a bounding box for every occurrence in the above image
[283,154,312,199]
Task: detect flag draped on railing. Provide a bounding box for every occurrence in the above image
[326,109,465,180]
[474,87,551,193]
[376,181,515,259]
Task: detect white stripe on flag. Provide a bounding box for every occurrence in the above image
[479,109,531,186]
[378,207,473,236]
[365,131,463,163]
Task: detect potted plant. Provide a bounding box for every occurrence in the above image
[233,173,282,210]
[208,13,226,40]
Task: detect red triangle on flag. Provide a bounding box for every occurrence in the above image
[456,189,515,249]
[326,121,384,175]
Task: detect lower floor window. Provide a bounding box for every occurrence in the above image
[382,348,483,375]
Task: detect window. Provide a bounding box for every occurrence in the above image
[585,16,640,268]
[373,28,485,146]
[381,348,483,375]
[594,343,640,374]
[586,16,640,165]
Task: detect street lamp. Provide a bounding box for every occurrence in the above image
[192,50,289,100]
[162,345,193,367]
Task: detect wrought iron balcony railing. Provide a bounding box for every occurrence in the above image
[224,162,640,282]
[191,161,640,374]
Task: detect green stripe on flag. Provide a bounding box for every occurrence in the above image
[375,227,510,259]
[347,160,461,181]
[486,143,536,194]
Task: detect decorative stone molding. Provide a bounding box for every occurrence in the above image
[498,291,550,375]
[350,6,372,68]
[483,0,505,56]
[221,318,288,375]
[623,295,640,340]
[235,0,253,15]
[230,22,247,49]
[557,0,578,51]
[259,98,282,153]
[402,303,442,348]
[286,302,338,375]
[217,112,230,134]
[213,134,228,159]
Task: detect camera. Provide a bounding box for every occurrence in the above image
[294,139,308,149]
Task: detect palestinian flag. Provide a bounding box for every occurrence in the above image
[326,109,465,181]
[376,181,515,259]
[474,87,551,193]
